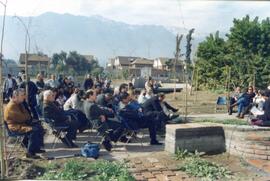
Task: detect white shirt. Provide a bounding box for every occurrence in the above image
[7,78,13,89]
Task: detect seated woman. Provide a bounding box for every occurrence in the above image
[231,86,255,118]
[250,90,270,126]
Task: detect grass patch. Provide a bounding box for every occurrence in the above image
[174,149,232,180]
[194,119,248,125]
[91,160,135,181]
[179,157,232,180]
[39,159,134,180]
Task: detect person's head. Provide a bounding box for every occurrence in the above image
[119,83,128,93]
[73,87,80,94]
[43,90,55,102]
[77,90,85,100]
[11,89,26,103]
[37,73,43,81]
[7,74,11,78]
[261,90,270,100]
[157,93,165,102]
[87,74,91,79]
[235,87,241,93]
[119,92,130,105]
[51,88,58,98]
[85,89,97,102]
[104,93,113,101]
[51,74,56,80]
[247,86,253,94]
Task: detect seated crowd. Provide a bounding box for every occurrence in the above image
[228,85,270,126]
[3,73,181,158]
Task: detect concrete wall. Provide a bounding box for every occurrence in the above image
[165,123,270,160]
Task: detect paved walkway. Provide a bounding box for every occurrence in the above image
[39,116,270,180]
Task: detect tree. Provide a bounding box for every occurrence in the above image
[196,15,270,89]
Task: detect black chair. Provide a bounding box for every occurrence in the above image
[117,115,144,147]
[4,122,27,159]
[42,118,70,149]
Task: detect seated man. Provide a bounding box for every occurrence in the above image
[231,86,255,118]
[142,93,179,126]
[250,90,270,126]
[83,90,125,151]
[4,89,44,159]
[96,92,113,108]
[118,92,162,145]
[43,90,79,148]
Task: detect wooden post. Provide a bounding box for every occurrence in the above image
[0,1,7,179]
[194,67,198,103]
[174,34,182,99]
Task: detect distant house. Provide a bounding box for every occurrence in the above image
[154,57,184,72]
[130,58,153,68]
[113,56,139,69]
[106,58,115,69]
[19,53,50,76]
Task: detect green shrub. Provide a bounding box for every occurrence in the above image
[40,159,134,180]
[91,160,135,181]
[41,160,94,180]
[179,157,232,180]
[175,148,200,160]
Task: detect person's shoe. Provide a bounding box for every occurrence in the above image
[150,140,163,145]
[101,137,112,151]
[35,149,46,153]
[26,152,41,159]
[239,113,244,119]
[60,137,73,148]
[70,141,79,148]
[236,114,240,118]
[119,136,131,143]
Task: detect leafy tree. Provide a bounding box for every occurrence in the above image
[196,15,270,89]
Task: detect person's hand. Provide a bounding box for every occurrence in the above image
[100,115,106,122]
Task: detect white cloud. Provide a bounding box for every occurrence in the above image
[3,0,270,35]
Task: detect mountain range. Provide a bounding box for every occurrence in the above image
[3,12,204,66]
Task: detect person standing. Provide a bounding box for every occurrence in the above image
[3,74,17,101]
[83,74,93,91]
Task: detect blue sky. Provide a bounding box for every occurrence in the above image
[5,0,270,37]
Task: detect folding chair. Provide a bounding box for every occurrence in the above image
[4,122,27,159]
[215,96,227,113]
[117,115,144,146]
[42,118,70,149]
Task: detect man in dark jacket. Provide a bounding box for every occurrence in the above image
[43,90,79,148]
[142,93,179,125]
[119,92,162,145]
[83,90,125,151]
[96,93,113,108]
[19,77,39,119]
[83,74,93,91]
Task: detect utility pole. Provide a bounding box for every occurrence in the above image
[13,16,30,101]
[0,0,7,179]
[173,34,183,99]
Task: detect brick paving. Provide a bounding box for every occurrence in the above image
[247,159,270,174]
[127,156,196,181]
